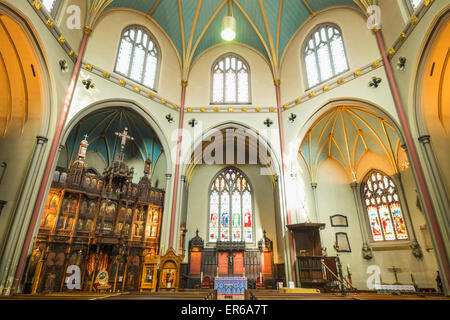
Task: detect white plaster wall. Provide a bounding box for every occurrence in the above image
[315,153,439,290]
[152,152,167,190]
[186,43,276,109]
[280,7,380,103]
[83,8,181,103]
[54,0,87,53]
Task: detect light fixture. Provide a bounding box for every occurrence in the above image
[221,0,236,41]
[221,16,236,41]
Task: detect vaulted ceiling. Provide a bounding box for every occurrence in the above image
[300,106,402,182]
[103,0,358,74]
[64,107,163,168]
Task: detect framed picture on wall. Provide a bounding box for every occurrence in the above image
[330,214,348,227]
[335,232,351,252]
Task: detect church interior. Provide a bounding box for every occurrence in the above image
[0,0,449,302]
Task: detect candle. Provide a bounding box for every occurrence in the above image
[347,264,351,273]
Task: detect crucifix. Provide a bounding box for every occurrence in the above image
[115,127,134,161]
[388,265,402,285]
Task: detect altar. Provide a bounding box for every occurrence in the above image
[214,277,247,300]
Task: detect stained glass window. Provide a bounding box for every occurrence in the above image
[115,26,159,90]
[212,54,250,104]
[42,0,61,17]
[304,24,348,88]
[209,167,253,243]
[362,171,408,242]
[409,0,423,11]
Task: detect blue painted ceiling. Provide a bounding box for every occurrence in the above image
[103,0,357,63]
[65,107,162,168]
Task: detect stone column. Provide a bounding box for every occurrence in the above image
[310,183,319,223]
[393,172,423,258]
[418,135,450,228]
[159,173,172,255]
[350,183,372,260]
[0,136,48,295]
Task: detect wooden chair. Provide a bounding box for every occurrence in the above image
[201,276,211,289]
[256,276,265,289]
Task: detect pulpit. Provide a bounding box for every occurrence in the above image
[287,223,326,290]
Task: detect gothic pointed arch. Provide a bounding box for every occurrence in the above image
[208,167,254,244]
[360,169,409,242]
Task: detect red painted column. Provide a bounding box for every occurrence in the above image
[168,81,187,248]
[375,30,450,287]
[274,83,297,285]
[11,32,90,294]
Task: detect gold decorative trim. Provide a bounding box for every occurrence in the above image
[84,26,93,35]
[161,98,167,104]
[354,70,362,77]
[308,91,315,98]
[134,86,141,93]
[323,85,329,92]
[269,107,275,112]
[102,71,110,78]
[46,19,54,29]
[337,77,345,85]
[32,0,41,10]
[119,79,126,86]
[58,35,66,44]
[85,63,93,71]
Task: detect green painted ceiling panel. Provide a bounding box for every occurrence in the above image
[102,0,358,68]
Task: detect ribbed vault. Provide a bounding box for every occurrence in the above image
[300,106,402,182]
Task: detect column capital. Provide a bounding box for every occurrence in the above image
[418,135,431,145]
[181,175,186,183]
[401,143,407,151]
[311,182,317,189]
[165,173,172,180]
[36,136,48,145]
[58,145,65,152]
[350,182,358,189]
[273,79,280,87]
[181,80,188,87]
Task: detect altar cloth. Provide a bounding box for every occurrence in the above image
[214,277,247,296]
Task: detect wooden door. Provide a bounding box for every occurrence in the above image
[218,252,228,274]
[233,252,244,274]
